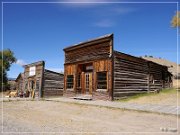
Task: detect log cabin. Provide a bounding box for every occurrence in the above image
[16,61,64,98]
[63,34,172,100]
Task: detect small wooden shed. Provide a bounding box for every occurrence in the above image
[18,61,64,98]
[63,34,172,100]
[15,73,24,93]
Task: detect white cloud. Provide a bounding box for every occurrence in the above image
[93,7,136,27]
[64,0,111,3]
[61,0,116,7]
[93,19,115,27]
[111,7,136,15]
[94,7,137,17]
[16,59,27,66]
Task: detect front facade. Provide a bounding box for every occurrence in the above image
[63,34,172,100]
[63,34,113,100]
[18,61,64,98]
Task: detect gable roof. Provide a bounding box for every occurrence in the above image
[15,73,24,82]
[23,61,45,68]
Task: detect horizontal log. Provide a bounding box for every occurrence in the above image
[114,71,147,76]
[113,91,147,97]
[114,61,148,70]
[114,55,146,65]
[115,78,148,81]
[114,57,147,66]
[114,75,148,80]
[115,84,148,87]
[114,67,148,74]
[114,64,148,72]
[114,86,149,89]
[114,81,148,84]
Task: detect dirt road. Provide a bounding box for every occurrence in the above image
[0,101,178,134]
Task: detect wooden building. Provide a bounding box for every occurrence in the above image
[17,61,64,98]
[15,73,24,93]
[63,34,172,100]
[8,78,16,90]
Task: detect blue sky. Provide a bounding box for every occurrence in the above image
[1,0,179,78]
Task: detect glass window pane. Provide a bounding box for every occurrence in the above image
[97,72,107,89]
[67,75,74,89]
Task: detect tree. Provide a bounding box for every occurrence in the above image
[171,11,180,27]
[0,49,16,91]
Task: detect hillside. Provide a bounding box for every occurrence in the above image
[142,56,180,76]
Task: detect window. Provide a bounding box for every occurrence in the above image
[97,72,107,89]
[67,75,74,89]
[77,74,81,88]
[85,74,89,89]
[29,66,36,76]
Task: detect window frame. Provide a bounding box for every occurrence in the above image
[66,75,74,90]
[96,72,107,91]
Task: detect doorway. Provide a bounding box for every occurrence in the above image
[85,72,92,94]
[28,80,36,98]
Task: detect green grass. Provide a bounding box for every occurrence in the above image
[118,88,177,102]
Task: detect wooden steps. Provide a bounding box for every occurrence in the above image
[72,94,92,100]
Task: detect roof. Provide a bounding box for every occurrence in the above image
[114,50,168,68]
[45,69,64,76]
[114,50,147,62]
[15,73,24,82]
[23,61,45,68]
[63,33,113,52]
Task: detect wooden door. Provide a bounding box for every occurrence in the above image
[85,72,92,94]
[28,80,36,98]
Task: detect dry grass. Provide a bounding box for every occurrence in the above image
[118,88,180,106]
[173,79,180,88]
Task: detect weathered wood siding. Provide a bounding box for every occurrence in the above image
[113,51,172,99]
[92,60,112,100]
[165,70,172,88]
[15,73,24,93]
[64,39,112,64]
[16,79,23,92]
[63,64,76,97]
[113,52,149,99]
[23,61,44,98]
[42,70,64,97]
[64,60,112,100]
[148,62,163,91]
[63,34,113,100]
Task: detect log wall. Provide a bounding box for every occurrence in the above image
[148,62,163,92]
[113,51,172,99]
[42,70,64,97]
[113,52,149,99]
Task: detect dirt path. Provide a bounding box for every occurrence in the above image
[0,101,178,134]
